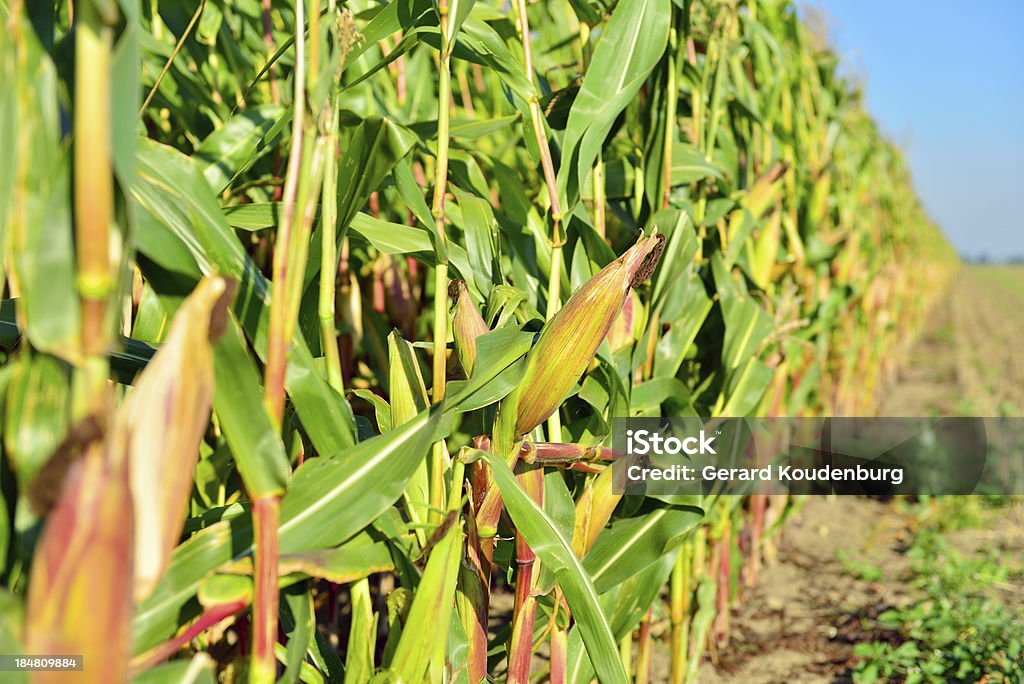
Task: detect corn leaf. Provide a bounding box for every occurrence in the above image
[388,522,462,681]
[3,351,70,494]
[195,105,287,194]
[132,657,217,684]
[556,0,672,210]
[279,583,316,684]
[583,505,702,593]
[210,317,291,498]
[482,451,627,684]
[125,276,233,599]
[131,139,358,454]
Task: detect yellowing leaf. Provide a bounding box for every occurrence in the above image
[124,276,233,601]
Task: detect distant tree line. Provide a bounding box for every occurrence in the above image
[960,254,1024,264]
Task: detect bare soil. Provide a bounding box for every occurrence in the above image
[697,265,1024,684]
[698,498,914,684]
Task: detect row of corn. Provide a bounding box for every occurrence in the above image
[0,0,956,682]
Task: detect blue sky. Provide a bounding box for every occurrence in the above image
[803,1,1024,260]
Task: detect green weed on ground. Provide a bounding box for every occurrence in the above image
[853,505,1024,683]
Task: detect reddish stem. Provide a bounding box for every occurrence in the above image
[507,464,543,684]
[131,600,247,674]
[463,483,491,683]
[262,0,279,104]
[252,496,281,682]
[714,526,731,647]
[635,607,653,684]
[747,494,766,586]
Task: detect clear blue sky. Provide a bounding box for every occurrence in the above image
[803,1,1024,260]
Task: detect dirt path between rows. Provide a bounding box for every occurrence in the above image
[698,498,913,683]
[696,265,1024,683]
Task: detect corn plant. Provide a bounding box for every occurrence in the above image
[0,0,956,682]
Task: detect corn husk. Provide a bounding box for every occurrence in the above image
[450,280,489,376]
[125,276,233,601]
[607,289,644,352]
[512,233,663,436]
[26,430,134,684]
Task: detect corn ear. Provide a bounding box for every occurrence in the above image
[24,277,232,679]
[450,280,489,376]
[456,528,489,683]
[387,330,430,536]
[607,289,643,352]
[126,276,232,602]
[512,233,664,436]
[25,424,134,684]
[387,330,429,426]
[571,466,620,557]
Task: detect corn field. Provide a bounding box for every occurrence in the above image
[0,0,958,682]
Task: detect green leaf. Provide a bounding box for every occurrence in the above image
[481,452,627,684]
[567,0,601,25]
[445,326,535,408]
[212,316,290,497]
[132,658,216,684]
[132,139,358,454]
[649,209,698,309]
[392,158,437,231]
[606,551,678,638]
[335,117,418,234]
[220,202,476,289]
[721,297,773,371]
[450,187,497,297]
[630,377,693,415]
[445,0,477,44]
[197,574,253,607]
[8,155,79,359]
[536,469,577,593]
[409,114,520,142]
[277,407,442,554]
[3,351,70,491]
[279,532,396,583]
[556,0,672,209]
[389,516,462,681]
[194,104,286,194]
[350,389,393,434]
[0,593,24,684]
[670,140,724,185]
[720,358,773,417]
[583,506,702,593]
[566,551,676,683]
[279,582,316,684]
[343,0,434,69]
[344,580,377,684]
[710,254,773,372]
[135,406,441,652]
[652,270,711,379]
[110,0,139,179]
[387,330,431,529]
